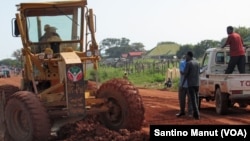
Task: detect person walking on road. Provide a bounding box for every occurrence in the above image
[182,51,200,120]
[176,55,193,117]
[221,26,246,74]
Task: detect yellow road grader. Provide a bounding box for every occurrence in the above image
[0,0,145,140]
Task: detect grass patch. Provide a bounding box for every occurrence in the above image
[86,67,179,91]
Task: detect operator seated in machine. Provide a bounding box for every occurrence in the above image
[46,26,61,54]
[40,24,60,42]
[39,24,61,54]
[39,24,51,42]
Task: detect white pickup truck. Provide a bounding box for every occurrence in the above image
[199,47,250,115]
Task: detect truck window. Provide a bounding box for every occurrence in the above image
[216,52,225,64]
[201,52,209,67]
[200,52,209,73]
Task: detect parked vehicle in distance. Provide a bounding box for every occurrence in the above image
[0,68,11,78]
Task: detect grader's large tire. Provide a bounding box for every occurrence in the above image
[96,78,145,131]
[0,85,20,128]
[215,88,229,115]
[5,91,51,141]
[0,84,20,100]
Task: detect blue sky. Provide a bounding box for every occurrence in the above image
[1,0,250,60]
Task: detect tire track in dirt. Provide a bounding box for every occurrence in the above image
[140,89,250,125]
[167,102,250,125]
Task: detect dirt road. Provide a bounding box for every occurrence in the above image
[140,88,250,127]
[1,75,250,140]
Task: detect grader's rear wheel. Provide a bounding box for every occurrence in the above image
[97,78,145,131]
[5,91,51,141]
[0,84,20,134]
[0,84,20,100]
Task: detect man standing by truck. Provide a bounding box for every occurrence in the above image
[221,26,245,74]
[182,51,200,120]
[176,55,193,117]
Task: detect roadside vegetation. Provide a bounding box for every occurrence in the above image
[86,63,180,91]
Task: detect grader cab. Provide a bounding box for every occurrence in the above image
[0,0,145,141]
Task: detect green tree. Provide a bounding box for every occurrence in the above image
[193,40,220,58]
[12,49,22,61]
[176,44,193,59]
[235,27,250,46]
[106,46,136,58]
[234,26,250,40]
[0,58,20,67]
[100,37,145,58]
[130,42,145,51]
[99,38,130,51]
[120,38,130,47]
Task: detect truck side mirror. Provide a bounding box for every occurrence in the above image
[12,19,20,37]
[200,66,207,74]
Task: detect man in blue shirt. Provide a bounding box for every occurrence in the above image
[176,55,193,117]
[182,51,200,120]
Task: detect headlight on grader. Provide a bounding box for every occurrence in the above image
[47,54,53,59]
[86,51,92,57]
[38,53,45,59]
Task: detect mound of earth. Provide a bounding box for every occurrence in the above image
[54,116,149,141]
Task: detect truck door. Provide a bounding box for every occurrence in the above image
[199,52,209,95]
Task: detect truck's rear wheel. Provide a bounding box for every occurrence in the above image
[5,91,51,141]
[96,78,145,131]
[215,88,229,115]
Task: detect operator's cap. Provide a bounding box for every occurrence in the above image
[44,24,50,31]
[50,26,57,32]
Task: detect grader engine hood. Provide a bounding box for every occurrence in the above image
[59,52,86,116]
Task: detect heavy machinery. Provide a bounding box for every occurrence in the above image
[0,0,145,140]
